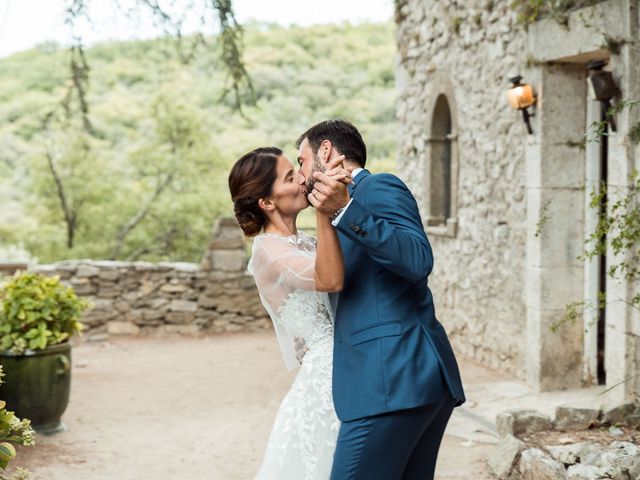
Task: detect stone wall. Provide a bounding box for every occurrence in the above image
[395,0,640,400]
[33,218,270,337]
[396,0,528,377]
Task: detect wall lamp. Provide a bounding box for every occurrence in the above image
[507,75,536,134]
[587,59,619,132]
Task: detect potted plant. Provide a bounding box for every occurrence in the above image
[0,272,89,434]
[0,366,35,480]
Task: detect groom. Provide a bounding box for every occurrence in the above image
[296,119,465,479]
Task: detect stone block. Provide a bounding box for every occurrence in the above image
[554,406,601,431]
[538,64,587,145]
[90,298,115,311]
[216,295,245,314]
[488,435,526,479]
[97,287,123,298]
[197,295,219,309]
[548,442,603,466]
[496,410,553,438]
[202,283,224,298]
[166,312,195,324]
[124,311,142,324]
[209,250,245,272]
[75,264,101,278]
[81,310,113,327]
[525,265,584,311]
[98,270,120,281]
[207,217,246,250]
[71,282,98,296]
[169,300,198,312]
[566,464,607,480]
[526,143,585,190]
[160,283,189,294]
[596,441,640,479]
[527,1,623,64]
[107,321,140,335]
[519,448,567,480]
[525,187,585,269]
[625,414,640,429]
[139,280,157,297]
[144,298,169,310]
[602,403,639,426]
[526,307,583,392]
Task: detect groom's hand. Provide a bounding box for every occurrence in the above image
[308,156,351,216]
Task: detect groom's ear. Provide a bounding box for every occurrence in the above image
[258,197,275,212]
[319,140,333,163]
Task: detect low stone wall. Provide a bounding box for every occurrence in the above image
[489,404,640,479]
[32,218,270,337]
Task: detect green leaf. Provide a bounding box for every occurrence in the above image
[0,442,16,462]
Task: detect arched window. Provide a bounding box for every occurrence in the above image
[425,88,458,237]
[428,95,453,225]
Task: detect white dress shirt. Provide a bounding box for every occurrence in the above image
[331,167,364,226]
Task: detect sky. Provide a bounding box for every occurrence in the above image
[0,0,394,58]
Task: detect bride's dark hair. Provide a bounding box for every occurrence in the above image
[228,146,282,237]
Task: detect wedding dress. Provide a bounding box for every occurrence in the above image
[248,232,339,480]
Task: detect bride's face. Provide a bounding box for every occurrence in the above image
[268,155,309,215]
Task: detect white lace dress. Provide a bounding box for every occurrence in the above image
[248,233,339,480]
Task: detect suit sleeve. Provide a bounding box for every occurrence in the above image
[335,174,433,283]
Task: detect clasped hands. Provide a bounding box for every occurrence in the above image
[307,154,352,217]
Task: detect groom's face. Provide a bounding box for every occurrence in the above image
[297,138,327,195]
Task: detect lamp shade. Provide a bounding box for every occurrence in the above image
[587,71,618,102]
[507,83,535,109]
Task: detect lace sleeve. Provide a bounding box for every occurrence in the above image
[250,234,316,292]
[247,233,320,371]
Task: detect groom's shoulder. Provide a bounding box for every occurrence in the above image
[367,171,412,193]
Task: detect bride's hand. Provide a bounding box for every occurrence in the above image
[324,155,352,185]
[309,156,351,216]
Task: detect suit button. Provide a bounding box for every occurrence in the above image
[350,224,360,233]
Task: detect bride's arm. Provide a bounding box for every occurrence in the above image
[313,211,344,292]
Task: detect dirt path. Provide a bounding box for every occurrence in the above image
[11,333,495,479]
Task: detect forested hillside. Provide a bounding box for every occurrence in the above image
[0,22,396,263]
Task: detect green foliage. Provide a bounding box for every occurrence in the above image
[585,99,640,145]
[0,22,396,263]
[534,200,551,237]
[0,273,89,354]
[555,171,640,330]
[628,121,640,145]
[0,366,35,480]
[510,0,604,25]
[451,17,464,35]
[584,171,640,287]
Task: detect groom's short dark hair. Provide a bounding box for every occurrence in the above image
[296,119,367,168]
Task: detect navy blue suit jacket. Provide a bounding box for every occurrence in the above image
[332,169,465,422]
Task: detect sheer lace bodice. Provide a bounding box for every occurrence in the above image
[248,232,335,370]
[248,232,339,480]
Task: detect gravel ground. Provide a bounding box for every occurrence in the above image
[10,332,495,479]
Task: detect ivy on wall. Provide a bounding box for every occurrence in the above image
[510,0,605,25]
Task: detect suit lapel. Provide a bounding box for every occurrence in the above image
[349,169,370,196]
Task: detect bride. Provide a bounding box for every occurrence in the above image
[228,146,350,479]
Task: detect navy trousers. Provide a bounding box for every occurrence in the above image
[330,392,455,480]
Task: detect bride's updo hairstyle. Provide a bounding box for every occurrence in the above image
[228,146,282,237]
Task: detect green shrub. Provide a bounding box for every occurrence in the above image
[0,273,89,354]
[0,366,34,480]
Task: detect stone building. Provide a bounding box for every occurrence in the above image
[395,0,639,403]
